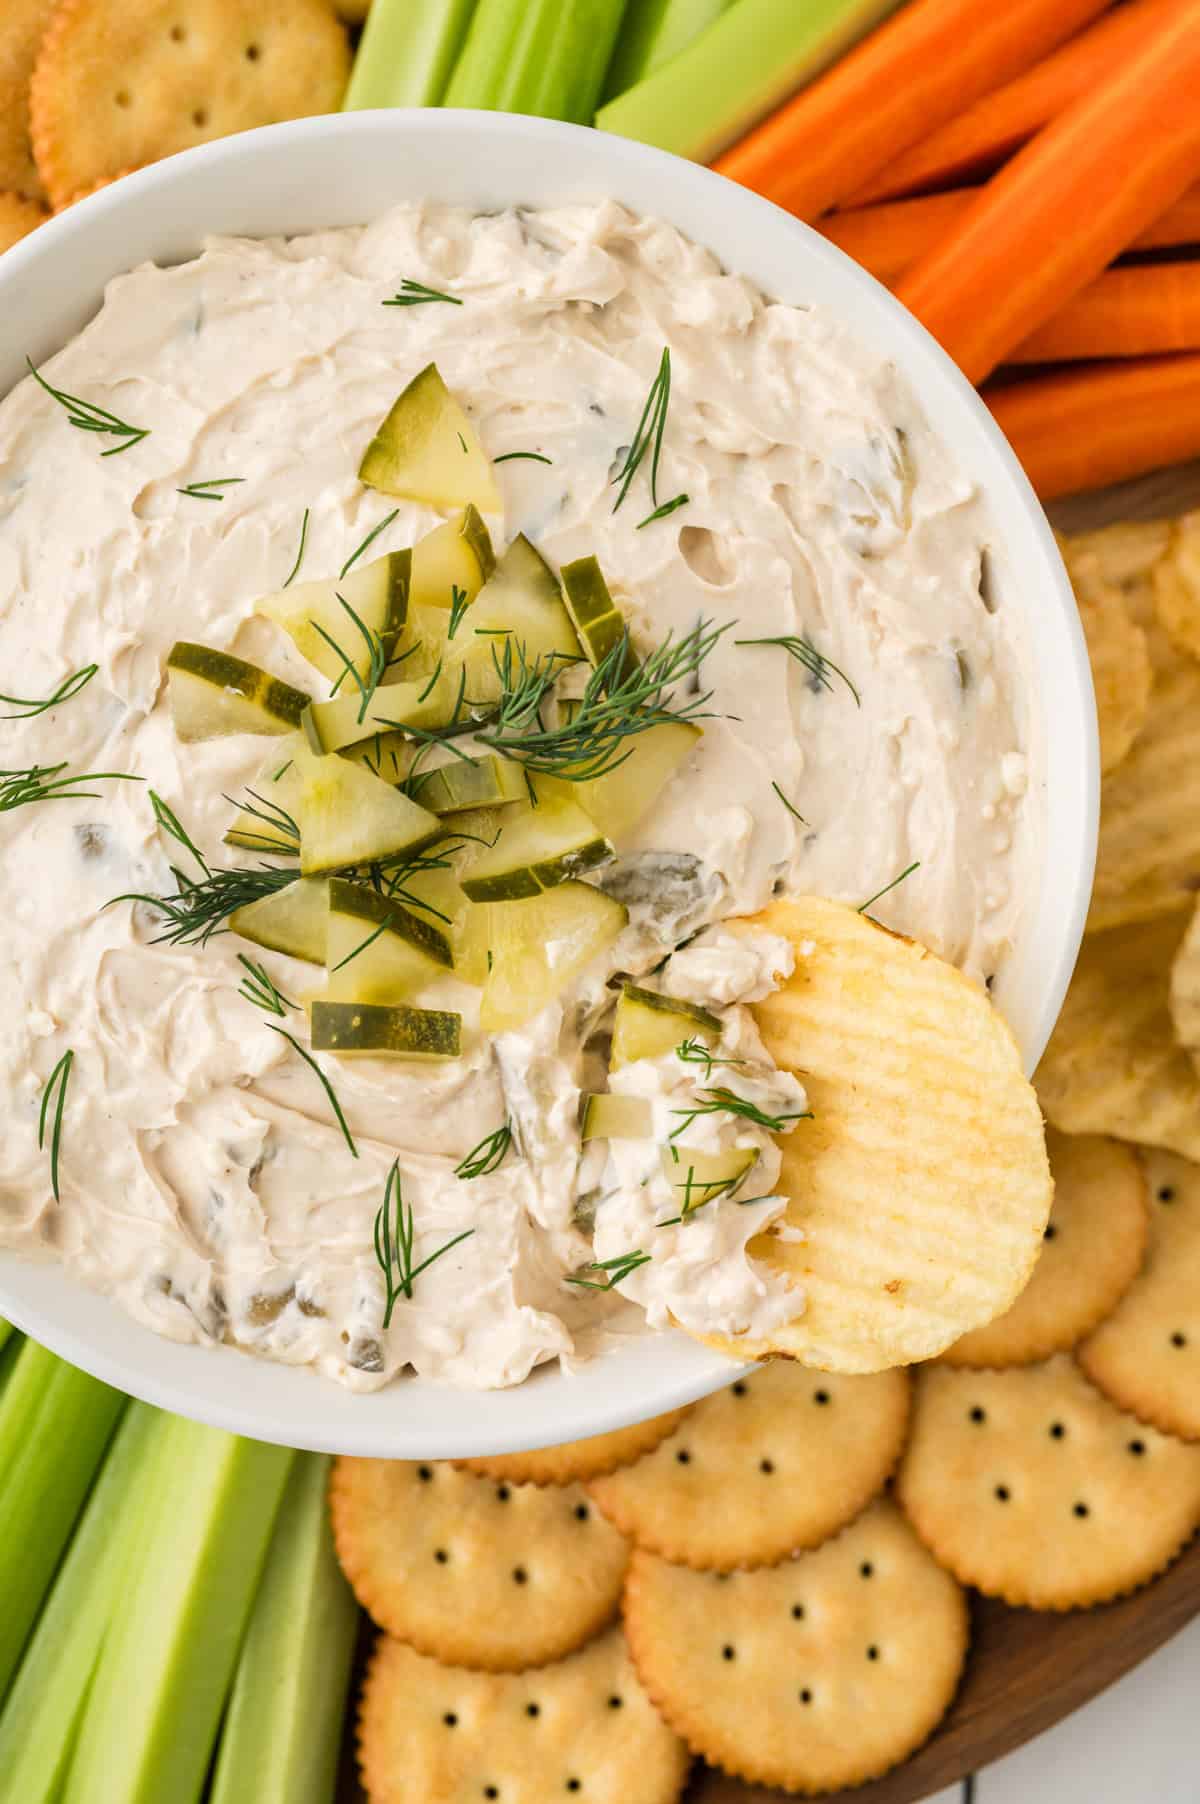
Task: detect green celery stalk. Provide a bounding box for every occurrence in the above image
[0,1402,162,1804]
[0,1319,12,1358]
[603,0,733,101]
[210,1454,359,1804]
[62,1418,295,1804]
[344,0,480,109]
[595,0,903,162]
[0,1342,126,1702]
[445,0,631,124]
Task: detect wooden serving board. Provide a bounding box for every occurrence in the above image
[337,463,1200,1804]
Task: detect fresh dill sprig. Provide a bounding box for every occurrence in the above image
[859,861,921,916]
[282,507,310,588]
[383,280,463,308]
[27,357,149,457]
[317,591,390,722]
[415,658,444,705]
[735,635,860,706]
[375,1160,475,1326]
[38,1049,74,1202]
[565,1249,652,1291]
[446,586,471,640]
[149,788,210,875]
[112,863,297,947]
[493,451,553,466]
[455,1121,512,1180]
[222,786,300,857]
[177,477,244,502]
[670,1086,812,1142]
[457,431,468,454]
[0,763,141,815]
[612,347,671,514]
[674,1038,748,1080]
[267,1025,358,1158]
[638,493,689,529]
[663,1149,756,1215]
[0,664,98,721]
[477,618,728,782]
[237,954,296,1016]
[341,510,399,580]
[771,781,807,824]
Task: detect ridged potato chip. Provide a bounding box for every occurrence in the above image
[1169,898,1200,1062]
[1065,550,1151,775]
[1060,520,1175,674]
[691,899,1051,1374]
[1037,911,1200,1160]
[1153,512,1200,664]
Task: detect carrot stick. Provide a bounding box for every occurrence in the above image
[1010,264,1200,365]
[986,354,1200,500]
[849,0,1184,206]
[711,0,1109,222]
[819,184,1200,285]
[894,12,1200,386]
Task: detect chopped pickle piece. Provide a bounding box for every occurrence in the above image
[409,753,527,815]
[480,880,628,1032]
[326,878,453,1002]
[610,983,721,1070]
[558,720,701,839]
[310,1000,462,1059]
[223,737,308,854]
[231,878,329,964]
[559,554,637,680]
[303,668,473,754]
[460,794,613,901]
[400,856,491,989]
[387,599,456,684]
[253,550,410,685]
[409,505,495,607]
[358,363,501,512]
[660,1143,759,1211]
[455,534,582,699]
[336,729,415,784]
[166,644,309,742]
[580,1093,652,1140]
[296,757,440,875]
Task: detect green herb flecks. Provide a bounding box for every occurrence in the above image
[375,1160,475,1327]
[446,585,471,640]
[149,789,210,876]
[612,347,672,515]
[663,1148,757,1216]
[735,634,860,706]
[858,861,921,917]
[0,764,142,815]
[456,432,468,455]
[670,1086,812,1142]
[565,1249,652,1291]
[383,280,463,308]
[771,781,807,825]
[638,493,689,529]
[674,1038,748,1080]
[176,477,245,502]
[282,507,310,588]
[340,510,399,580]
[27,358,149,457]
[237,955,296,1017]
[38,1049,74,1202]
[0,664,98,721]
[455,1121,512,1180]
[222,786,300,857]
[112,863,297,947]
[415,659,445,707]
[493,451,553,466]
[317,591,390,723]
[267,1025,358,1158]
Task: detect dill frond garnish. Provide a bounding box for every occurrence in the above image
[0,664,98,721]
[375,1160,475,1326]
[38,1049,74,1202]
[267,1025,358,1158]
[674,1038,748,1080]
[27,358,149,457]
[0,764,142,815]
[149,789,210,875]
[222,786,301,857]
[735,634,860,706]
[771,781,807,824]
[282,507,310,588]
[493,451,553,466]
[455,1121,512,1180]
[859,861,921,917]
[341,510,399,580]
[663,1147,757,1215]
[416,658,444,705]
[383,280,463,308]
[446,586,471,640]
[638,493,689,529]
[612,347,671,515]
[670,1087,812,1142]
[176,477,245,502]
[237,955,296,1016]
[113,863,298,947]
[565,1249,652,1291]
[316,591,390,721]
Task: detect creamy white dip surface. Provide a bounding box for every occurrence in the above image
[0,201,1038,1390]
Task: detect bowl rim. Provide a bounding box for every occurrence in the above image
[0,109,1098,1456]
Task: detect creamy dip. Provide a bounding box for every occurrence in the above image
[0,201,1037,1390]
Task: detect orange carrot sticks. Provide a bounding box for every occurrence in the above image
[818,185,1200,285]
[711,0,1109,222]
[986,354,1200,500]
[849,0,1184,206]
[1010,264,1200,365]
[894,11,1200,385]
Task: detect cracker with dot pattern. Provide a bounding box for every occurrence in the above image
[943,1131,1148,1368]
[29,0,351,211]
[1078,1147,1200,1441]
[0,0,55,200]
[622,1500,967,1795]
[357,1627,689,1804]
[454,1408,692,1487]
[586,1363,910,1570]
[897,1356,1200,1608]
[330,1457,629,1671]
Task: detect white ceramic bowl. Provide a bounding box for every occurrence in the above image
[0,111,1097,1457]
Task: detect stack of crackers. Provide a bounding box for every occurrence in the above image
[329,514,1200,1801]
[0,0,365,255]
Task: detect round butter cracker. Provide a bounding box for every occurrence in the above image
[623,1500,967,1796]
[0,190,47,254]
[587,1364,910,1570]
[898,1356,1200,1608]
[455,1408,692,1487]
[1078,1147,1200,1441]
[0,0,55,200]
[943,1131,1148,1368]
[358,1628,689,1804]
[330,1457,629,1671]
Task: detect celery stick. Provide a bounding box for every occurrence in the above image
[0,1341,126,1701]
[344,0,480,109]
[210,1454,359,1804]
[445,0,630,124]
[0,1319,11,1357]
[603,0,733,101]
[595,0,903,162]
[63,1418,294,1804]
[0,1402,161,1804]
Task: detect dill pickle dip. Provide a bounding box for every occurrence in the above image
[0,201,1038,1390]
